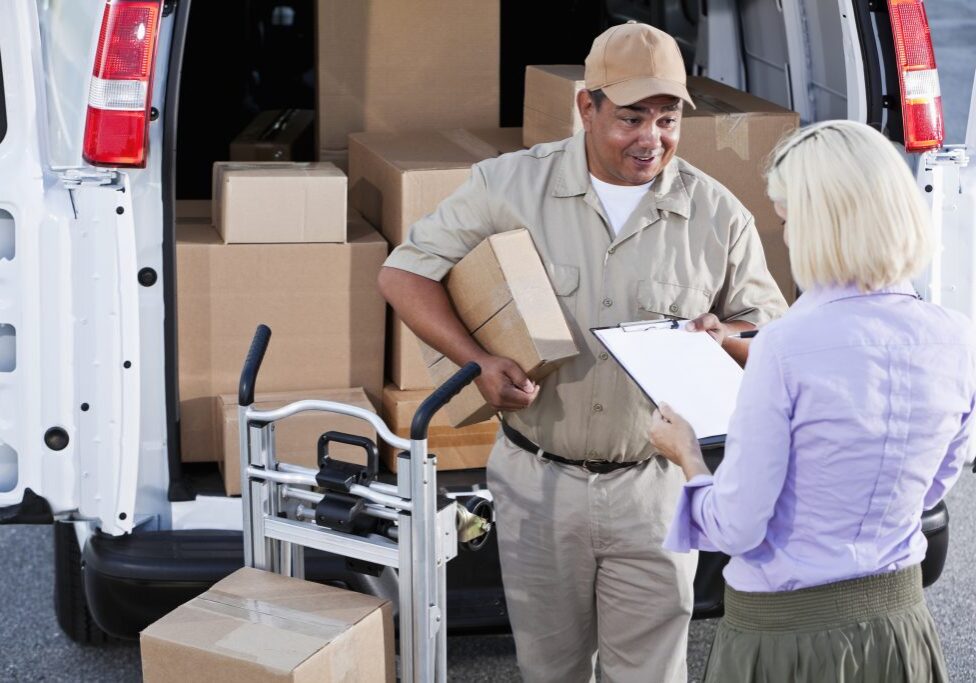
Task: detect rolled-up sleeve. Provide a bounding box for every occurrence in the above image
[383,163,506,281]
[714,211,788,326]
[664,330,793,556]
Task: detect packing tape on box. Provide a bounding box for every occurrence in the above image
[194,589,350,640]
[691,94,750,161]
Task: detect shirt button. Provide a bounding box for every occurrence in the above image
[587,450,598,457]
[608,246,616,255]
[669,303,679,313]
[593,403,604,413]
[598,352,609,361]
[603,298,613,307]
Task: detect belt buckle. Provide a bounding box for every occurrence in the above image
[582,459,608,473]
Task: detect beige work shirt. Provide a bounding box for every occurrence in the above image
[385,131,788,461]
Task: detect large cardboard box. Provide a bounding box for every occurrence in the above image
[522,65,585,148]
[424,229,579,427]
[315,0,500,157]
[348,127,524,390]
[381,384,497,471]
[212,161,347,243]
[177,211,387,462]
[348,128,524,247]
[141,567,394,682]
[217,387,377,496]
[520,67,799,300]
[229,108,314,162]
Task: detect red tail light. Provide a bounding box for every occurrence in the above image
[82,0,162,167]
[887,0,944,152]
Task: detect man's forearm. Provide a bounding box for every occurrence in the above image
[377,266,488,367]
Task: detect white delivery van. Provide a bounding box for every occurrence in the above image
[0,0,971,643]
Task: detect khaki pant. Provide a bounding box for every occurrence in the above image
[487,432,697,683]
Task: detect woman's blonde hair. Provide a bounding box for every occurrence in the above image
[765,120,932,292]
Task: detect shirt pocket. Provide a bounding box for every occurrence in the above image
[636,280,711,321]
[547,263,580,316]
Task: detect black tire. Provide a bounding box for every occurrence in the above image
[53,521,110,644]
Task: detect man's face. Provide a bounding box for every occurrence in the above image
[578,91,682,186]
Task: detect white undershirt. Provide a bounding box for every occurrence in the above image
[590,174,654,236]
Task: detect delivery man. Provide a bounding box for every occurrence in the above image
[378,21,787,683]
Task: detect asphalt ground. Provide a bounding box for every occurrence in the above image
[2,2,975,681]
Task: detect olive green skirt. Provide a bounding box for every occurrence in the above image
[703,565,947,683]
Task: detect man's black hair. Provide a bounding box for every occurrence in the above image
[588,88,608,109]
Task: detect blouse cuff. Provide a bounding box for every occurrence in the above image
[663,474,719,553]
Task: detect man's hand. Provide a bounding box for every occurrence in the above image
[649,403,709,480]
[686,313,755,368]
[686,313,730,345]
[473,354,539,412]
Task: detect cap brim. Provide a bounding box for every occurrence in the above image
[603,77,696,109]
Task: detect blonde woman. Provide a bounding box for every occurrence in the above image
[650,120,975,683]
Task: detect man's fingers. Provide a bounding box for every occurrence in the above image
[687,313,720,333]
[658,402,678,422]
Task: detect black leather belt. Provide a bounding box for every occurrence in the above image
[501,422,646,474]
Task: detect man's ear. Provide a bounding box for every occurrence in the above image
[578,89,595,133]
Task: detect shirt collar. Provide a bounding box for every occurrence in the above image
[552,131,691,219]
[790,280,919,313]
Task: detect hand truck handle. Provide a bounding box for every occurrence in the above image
[410,361,481,440]
[318,431,380,481]
[238,324,272,406]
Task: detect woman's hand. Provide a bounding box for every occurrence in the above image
[649,403,710,480]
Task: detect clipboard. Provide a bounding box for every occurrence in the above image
[591,319,743,448]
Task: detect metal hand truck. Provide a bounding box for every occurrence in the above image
[237,325,486,682]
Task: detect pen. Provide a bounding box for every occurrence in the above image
[727,329,759,339]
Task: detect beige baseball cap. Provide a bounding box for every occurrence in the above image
[584,21,695,109]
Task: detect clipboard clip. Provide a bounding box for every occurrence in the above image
[618,319,681,333]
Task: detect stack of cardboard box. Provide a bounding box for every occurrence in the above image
[347,128,527,469]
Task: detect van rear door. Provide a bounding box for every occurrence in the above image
[0,0,170,536]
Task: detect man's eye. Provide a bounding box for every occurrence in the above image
[662,118,678,126]
[622,118,640,125]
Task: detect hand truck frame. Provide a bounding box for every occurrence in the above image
[237,325,482,682]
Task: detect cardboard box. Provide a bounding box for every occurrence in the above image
[381,384,497,471]
[177,211,387,462]
[348,128,524,247]
[141,567,394,683]
[229,109,314,162]
[390,315,434,391]
[315,0,500,156]
[217,387,377,496]
[213,162,347,243]
[522,65,585,148]
[423,229,579,427]
[520,67,799,300]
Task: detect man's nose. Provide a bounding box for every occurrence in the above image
[636,122,661,148]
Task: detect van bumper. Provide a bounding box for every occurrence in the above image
[81,528,509,639]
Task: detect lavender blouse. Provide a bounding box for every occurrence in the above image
[664,282,976,592]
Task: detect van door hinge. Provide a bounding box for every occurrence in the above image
[59,168,124,190]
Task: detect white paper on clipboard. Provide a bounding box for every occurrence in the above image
[591,320,744,441]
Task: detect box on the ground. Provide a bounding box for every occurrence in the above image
[229,108,314,162]
[381,384,497,471]
[141,567,394,682]
[217,387,377,496]
[522,65,585,148]
[177,211,387,462]
[212,161,347,243]
[348,127,524,390]
[315,0,500,158]
[520,66,799,301]
[422,229,579,427]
